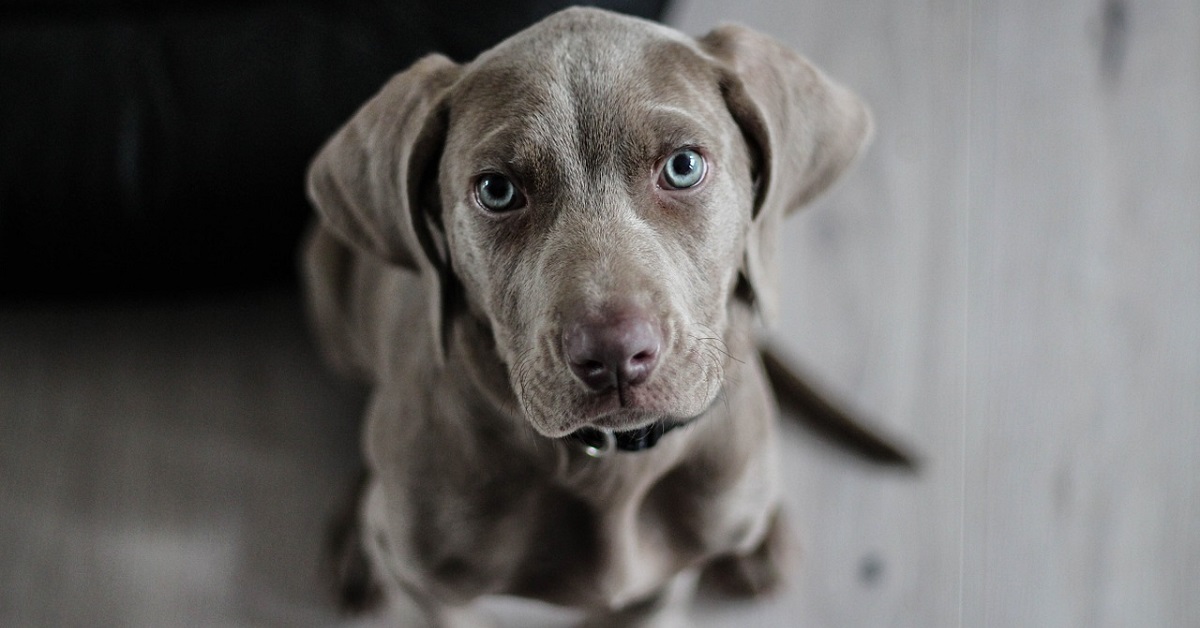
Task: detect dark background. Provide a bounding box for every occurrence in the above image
[0,0,669,296]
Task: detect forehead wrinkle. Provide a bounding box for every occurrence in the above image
[562,38,724,178]
[469,123,545,169]
[643,104,708,131]
[567,76,648,189]
[453,63,584,193]
[640,107,724,158]
[472,120,520,159]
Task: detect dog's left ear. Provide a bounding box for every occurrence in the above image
[306,55,462,364]
[699,25,873,322]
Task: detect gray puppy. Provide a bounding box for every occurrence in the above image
[303,7,872,627]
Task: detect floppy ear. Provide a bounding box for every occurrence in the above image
[699,25,873,322]
[306,54,461,363]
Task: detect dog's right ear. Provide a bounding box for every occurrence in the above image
[306,54,461,362]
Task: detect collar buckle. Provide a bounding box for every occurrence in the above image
[579,428,617,458]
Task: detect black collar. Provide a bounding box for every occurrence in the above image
[569,420,687,456]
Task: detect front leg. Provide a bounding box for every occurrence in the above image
[699,507,790,599]
[360,479,496,628]
[326,469,383,613]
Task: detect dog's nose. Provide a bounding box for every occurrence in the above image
[563,312,662,392]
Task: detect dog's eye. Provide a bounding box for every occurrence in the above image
[659,148,706,190]
[475,173,525,212]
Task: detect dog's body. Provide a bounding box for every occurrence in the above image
[303,8,871,626]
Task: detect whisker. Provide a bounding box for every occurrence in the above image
[692,324,745,366]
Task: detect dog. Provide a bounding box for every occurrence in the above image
[302,7,874,626]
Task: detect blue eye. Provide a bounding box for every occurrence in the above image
[475,173,525,212]
[660,149,706,189]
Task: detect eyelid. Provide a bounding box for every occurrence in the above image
[655,144,707,168]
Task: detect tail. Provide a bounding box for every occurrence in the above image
[759,345,919,471]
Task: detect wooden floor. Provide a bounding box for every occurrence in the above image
[3,1,1197,626]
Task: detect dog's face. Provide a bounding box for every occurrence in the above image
[307,8,872,438]
[439,19,754,436]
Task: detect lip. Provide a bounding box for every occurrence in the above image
[537,383,722,438]
[568,388,664,428]
[587,408,664,431]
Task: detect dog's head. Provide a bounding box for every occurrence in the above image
[307,8,871,438]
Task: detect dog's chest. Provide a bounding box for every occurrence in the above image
[396,441,773,610]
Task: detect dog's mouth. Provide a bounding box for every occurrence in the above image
[563,387,724,455]
[586,405,664,430]
[571,388,672,429]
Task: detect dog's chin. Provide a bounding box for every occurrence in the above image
[588,409,663,430]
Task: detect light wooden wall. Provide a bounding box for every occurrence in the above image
[671,1,1200,626]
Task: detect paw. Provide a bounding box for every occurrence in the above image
[324,472,383,613]
[699,509,790,599]
[577,572,697,628]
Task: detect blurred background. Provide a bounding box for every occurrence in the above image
[2,1,1197,626]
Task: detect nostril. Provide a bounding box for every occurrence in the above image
[623,346,659,386]
[568,356,616,392]
[631,349,657,365]
[578,359,605,375]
